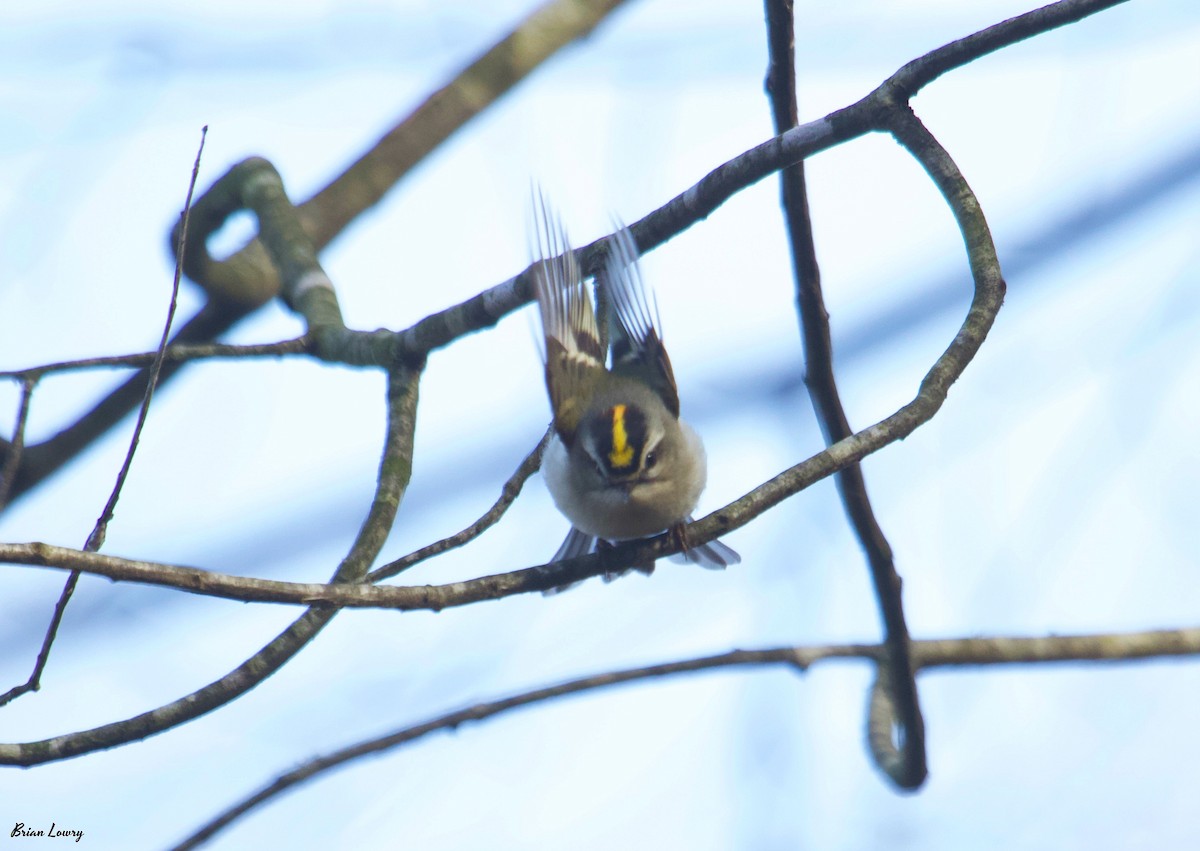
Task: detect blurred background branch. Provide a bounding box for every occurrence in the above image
[0,0,630,509]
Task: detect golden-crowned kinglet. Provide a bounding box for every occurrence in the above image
[531,194,740,585]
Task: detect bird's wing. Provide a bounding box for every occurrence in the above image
[604,223,681,418]
[532,191,606,444]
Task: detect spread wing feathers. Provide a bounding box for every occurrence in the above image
[604,224,681,418]
[532,193,605,442]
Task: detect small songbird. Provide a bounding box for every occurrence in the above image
[530,193,739,585]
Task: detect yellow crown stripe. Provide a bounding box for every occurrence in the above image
[608,404,635,468]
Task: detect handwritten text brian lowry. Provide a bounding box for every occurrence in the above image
[11,823,84,842]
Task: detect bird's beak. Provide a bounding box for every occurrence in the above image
[605,480,638,500]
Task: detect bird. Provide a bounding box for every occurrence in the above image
[530,192,740,588]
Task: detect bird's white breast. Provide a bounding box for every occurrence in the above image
[542,423,707,540]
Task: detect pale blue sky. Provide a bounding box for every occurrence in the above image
[2,2,1198,849]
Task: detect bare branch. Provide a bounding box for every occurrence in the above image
[86,126,206,553]
[369,429,551,582]
[173,626,1200,849]
[764,0,925,790]
[0,337,311,381]
[3,302,253,505]
[0,367,421,766]
[0,572,80,709]
[173,157,421,368]
[0,537,627,610]
[177,0,635,308]
[177,158,359,361]
[885,0,1130,99]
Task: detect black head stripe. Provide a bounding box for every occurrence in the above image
[588,403,648,473]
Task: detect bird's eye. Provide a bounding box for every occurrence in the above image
[644,450,658,469]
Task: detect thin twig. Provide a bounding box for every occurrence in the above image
[0,378,51,706]
[85,126,207,552]
[764,0,925,789]
[0,573,81,709]
[3,303,254,505]
[0,337,310,381]
[0,129,207,707]
[369,429,551,582]
[885,0,1130,99]
[172,625,1200,849]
